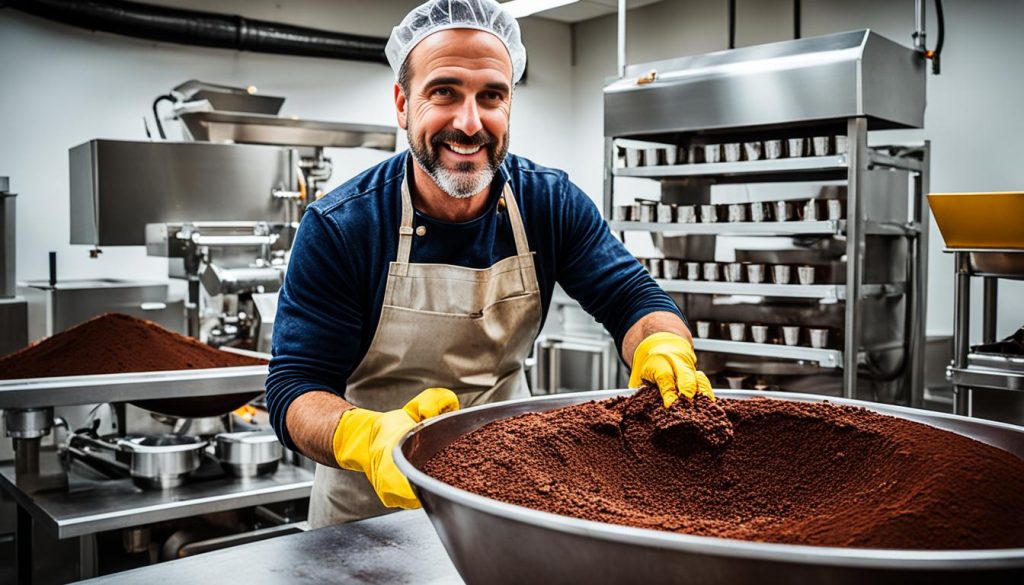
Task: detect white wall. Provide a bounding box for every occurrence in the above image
[0,0,573,284]
[569,0,1024,340]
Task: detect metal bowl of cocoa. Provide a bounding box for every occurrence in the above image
[396,389,1024,585]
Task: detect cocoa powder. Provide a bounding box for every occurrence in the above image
[0,313,266,379]
[423,386,1024,550]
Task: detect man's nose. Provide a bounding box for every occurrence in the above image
[452,97,483,137]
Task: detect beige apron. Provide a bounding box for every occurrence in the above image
[308,171,542,528]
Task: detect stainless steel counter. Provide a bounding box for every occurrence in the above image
[1,459,313,538]
[81,509,463,584]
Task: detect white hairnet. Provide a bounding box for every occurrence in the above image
[386,0,527,84]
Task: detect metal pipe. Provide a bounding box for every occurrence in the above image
[953,252,971,416]
[617,0,626,77]
[982,277,998,343]
[913,0,927,52]
[5,0,388,64]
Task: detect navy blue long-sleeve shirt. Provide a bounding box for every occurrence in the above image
[266,152,682,449]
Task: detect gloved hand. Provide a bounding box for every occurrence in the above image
[628,332,714,407]
[333,388,459,508]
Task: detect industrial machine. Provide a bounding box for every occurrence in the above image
[69,80,397,348]
[600,30,930,406]
[0,177,28,357]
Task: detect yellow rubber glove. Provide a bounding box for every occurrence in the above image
[333,388,459,508]
[628,332,714,407]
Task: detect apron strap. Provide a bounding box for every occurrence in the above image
[499,184,538,292]
[395,173,416,275]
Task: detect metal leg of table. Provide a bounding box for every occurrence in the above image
[982,277,998,344]
[953,252,972,416]
[79,534,97,580]
[15,505,31,585]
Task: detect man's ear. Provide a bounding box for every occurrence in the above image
[394,83,408,130]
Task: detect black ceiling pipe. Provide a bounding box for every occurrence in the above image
[3,0,389,64]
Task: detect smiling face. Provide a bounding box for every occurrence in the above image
[395,29,513,199]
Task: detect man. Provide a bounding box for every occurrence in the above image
[266,0,713,529]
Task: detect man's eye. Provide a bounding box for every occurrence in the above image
[482,92,503,101]
[433,88,453,97]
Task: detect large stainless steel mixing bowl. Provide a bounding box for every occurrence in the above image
[396,390,1024,585]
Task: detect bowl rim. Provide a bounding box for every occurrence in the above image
[395,388,1024,570]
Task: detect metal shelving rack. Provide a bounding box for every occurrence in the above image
[948,250,1024,415]
[602,30,931,405]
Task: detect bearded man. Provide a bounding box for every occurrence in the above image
[266,0,713,528]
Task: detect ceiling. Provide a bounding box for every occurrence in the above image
[515,0,664,24]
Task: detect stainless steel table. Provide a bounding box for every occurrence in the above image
[80,509,464,584]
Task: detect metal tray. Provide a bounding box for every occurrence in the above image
[0,366,267,410]
[397,390,1024,585]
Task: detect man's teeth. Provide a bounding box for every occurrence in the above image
[447,143,482,155]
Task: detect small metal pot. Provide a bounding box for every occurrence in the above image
[703,262,720,282]
[625,148,643,167]
[781,326,801,346]
[656,204,674,223]
[118,435,208,490]
[644,147,663,166]
[727,204,747,223]
[215,431,283,479]
[826,200,844,220]
[699,204,720,223]
[751,325,770,344]
[798,266,816,285]
[647,258,663,279]
[834,135,849,155]
[664,145,681,165]
[772,265,792,284]
[774,201,793,221]
[743,141,763,161]
[764,139,783,159]
[637,201,657,223]
[787,137,806,158]
[801,199,821,221]
[809,328,830,349]
[746,263,766,283]
[723,143,742,163]
[724,262,745,283]
[749,202,772,222]
[661,258,681,280]
[727,323,746,342]
[704,144,721,164]
[675,205,697,223]
[812,136,831,157]
[695,321,712,339]
[613,205,633,222]
[684,262,701,281]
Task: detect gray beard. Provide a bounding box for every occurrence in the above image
[407,127,505,200]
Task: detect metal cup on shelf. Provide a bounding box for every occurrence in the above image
[724,262,745,283]
[812,136,831,157]
[744,141,763,161]
[808,328,829,349]
[798,265,816,285]
[704,144,722,164]
[696,320,712,339]
[826,199,844,220]
[786,137,806,158]
[703,262,720,282]
[631,202,641,221]
[638,201,657,223]
[727,203,747,223]
[774,200,794,221]
[750,325,770,344]
[723,143,742,163]
[746,263,766,283]
[699,204,720,223]
[772,264,792,284]
[764,139,783,159]
[684,262,701,281]
[687,144,704,164]
[613,205,633,222]
[625,148,643,167]
[644,147,663,166]
[656,203,674,223]
[725,375,747,389]
[834,135,849,154]
[675,205,697,223]
[781,325,801,346]
[664,145,680,165]
[801,199,821,221]
[647,258,663,279]
[749,202,772,222]
[727,322,746,342]
[662,258,681,280]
